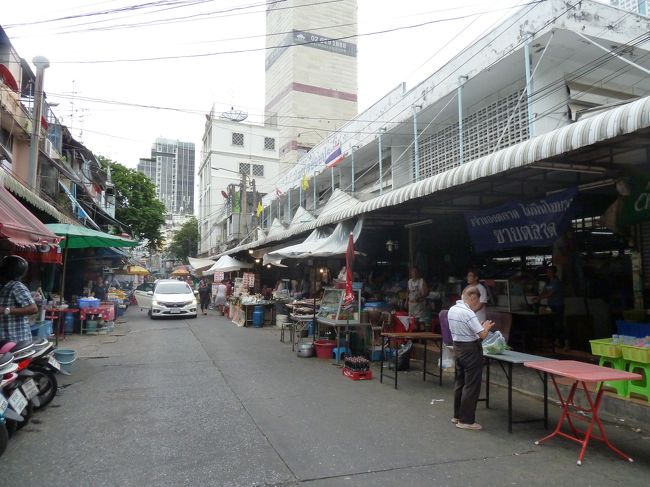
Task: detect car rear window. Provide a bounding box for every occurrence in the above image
[155,283,192,294]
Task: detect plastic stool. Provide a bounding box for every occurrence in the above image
[598,356,629,397]
[332,347,351,361]
[626,361,650,402]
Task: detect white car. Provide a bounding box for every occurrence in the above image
[149,280,198,319]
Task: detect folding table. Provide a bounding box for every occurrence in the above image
[524,359,641,465]
[483,350,553,433]
[380,332,442,389]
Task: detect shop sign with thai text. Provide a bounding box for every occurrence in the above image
[464,188,577,253]
[619,178,650,226]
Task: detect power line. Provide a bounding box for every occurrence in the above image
[48,2,545,63]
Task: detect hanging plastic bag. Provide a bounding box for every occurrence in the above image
[439,345,455,369]
[482,331,509,355]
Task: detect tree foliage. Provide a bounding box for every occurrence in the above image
[169,217,199,260]
[98,156,165,251]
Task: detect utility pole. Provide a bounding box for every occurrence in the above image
[251,178,258,241]
[240,173,248,240]
[28,56,50,190]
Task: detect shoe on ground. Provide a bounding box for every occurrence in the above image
[451,418,459,424]
[456,422,482,430]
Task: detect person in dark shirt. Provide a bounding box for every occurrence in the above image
[538,266,566,349]
[92,277,107,301]
[198,279,211,315]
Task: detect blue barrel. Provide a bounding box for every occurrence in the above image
[252,306,265,328]
[64,313,75,333]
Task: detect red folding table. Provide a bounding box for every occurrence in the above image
[524,359,641,466]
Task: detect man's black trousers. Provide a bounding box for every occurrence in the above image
[453,340,484,424]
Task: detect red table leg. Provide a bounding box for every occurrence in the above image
[535,376,635,465]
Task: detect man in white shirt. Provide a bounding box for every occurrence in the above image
[448,286,495,431]
[466,269,488,324]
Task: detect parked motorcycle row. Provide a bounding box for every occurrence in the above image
[0,338,65,457]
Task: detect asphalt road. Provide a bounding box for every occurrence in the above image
[2,309,649,486]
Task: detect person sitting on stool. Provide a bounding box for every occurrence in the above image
[448,285,495,431]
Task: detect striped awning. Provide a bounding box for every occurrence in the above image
[218,95,650,257]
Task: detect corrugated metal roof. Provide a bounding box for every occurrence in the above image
[218,95,650,257]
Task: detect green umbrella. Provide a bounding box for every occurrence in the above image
[44,223,139,344]
[45,224,139,249]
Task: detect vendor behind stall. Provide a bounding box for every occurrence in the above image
[408,267,428,323]
[466,269,488,324]
[92,277,108,301]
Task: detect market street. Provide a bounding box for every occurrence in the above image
[2,309,650,487]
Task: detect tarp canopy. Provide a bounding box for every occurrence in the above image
[204,255,253,274]
[0,184,61,249]
[265,218,363,263]
[289,206,315,227]
[266,218,288,238]
[46,223,139,249]
[317,189,361,220]
[188,256,217,271]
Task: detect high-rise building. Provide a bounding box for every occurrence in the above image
[137,138,195,216]
[610,0,647,15]
[265,0,358,165]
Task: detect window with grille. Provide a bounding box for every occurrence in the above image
[232,132,244,146]
[252,164,264,177]
[264,137,275,150]
[417,90,529,180]
[239,163,250,175]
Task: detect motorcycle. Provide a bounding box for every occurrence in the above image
[28,338,60,409]
[0,341,41,436]
[0,352,20,456]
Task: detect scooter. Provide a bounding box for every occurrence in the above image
[0,341,41,436]
[0,351,27,441]
[28,337,60,409]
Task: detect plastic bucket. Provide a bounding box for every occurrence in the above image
[276,314,288,328]
[54,349,77,374]
[86,320,98,333]
[252,306,265,328]
[313,340,336,359]
[64,313,75,333]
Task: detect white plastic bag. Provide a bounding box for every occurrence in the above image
[439,345,455,369]
[482,331,508,355]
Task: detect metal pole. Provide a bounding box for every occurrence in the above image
[413,105,420,182]
[299,181,302,208]
[457,76,467,165]
[240,173,247,238]
[378,131,384,195]
[524,35,534,137]
[28,56,50,190]
[288,188,292,221]
[351,149,355,196]
[331,166,335,193]
[313,174,316,211]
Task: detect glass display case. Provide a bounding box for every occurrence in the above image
[317,288,361,325]
[485,278,540,312]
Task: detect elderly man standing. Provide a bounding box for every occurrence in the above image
[448,285,495,431]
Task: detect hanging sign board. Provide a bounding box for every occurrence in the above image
[213,271,224,283]
[619,178,650,226]
[464,188,577,253]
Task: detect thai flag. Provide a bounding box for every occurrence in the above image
[324,145,344,169]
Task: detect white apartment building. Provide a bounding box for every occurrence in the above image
[265,0,358,164]
[610,0,647,15]
[198,112,280,256]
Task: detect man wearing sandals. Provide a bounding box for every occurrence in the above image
[448,285,495,431]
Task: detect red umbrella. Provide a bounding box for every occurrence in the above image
[344,232,355,308]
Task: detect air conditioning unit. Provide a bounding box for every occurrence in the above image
[44,139,55,158]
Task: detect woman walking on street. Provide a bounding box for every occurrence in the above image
[214,280,227,315]
[198,279,211,315]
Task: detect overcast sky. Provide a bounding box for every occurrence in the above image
[3,0,543,168]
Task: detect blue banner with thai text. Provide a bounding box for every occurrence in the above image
[464,188,577,253]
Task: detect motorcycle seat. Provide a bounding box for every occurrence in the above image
[0,352,14,368]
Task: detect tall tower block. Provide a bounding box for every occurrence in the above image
[265,0,358,165]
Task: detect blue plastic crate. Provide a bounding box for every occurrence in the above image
[616,320,650,338]
[78,298,100,309]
